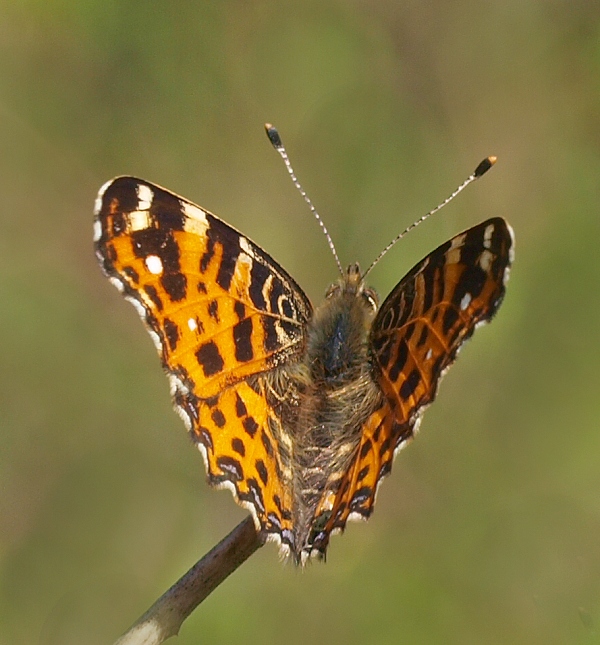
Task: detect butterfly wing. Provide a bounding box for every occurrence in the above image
[309,218,514,553]
[94,177,312,551]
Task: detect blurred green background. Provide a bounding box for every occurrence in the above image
[2,2,600,644]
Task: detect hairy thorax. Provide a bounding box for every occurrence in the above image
[287,265,383,550]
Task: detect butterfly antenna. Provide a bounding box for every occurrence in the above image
[265,124,344,276]
[362,156,497,280]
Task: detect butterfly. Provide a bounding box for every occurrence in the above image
[94,131,513,564]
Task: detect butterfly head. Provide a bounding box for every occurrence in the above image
[324,262,379,314]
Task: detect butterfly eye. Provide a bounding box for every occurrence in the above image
[362,288,378,312]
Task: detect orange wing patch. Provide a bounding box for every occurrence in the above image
[372,217,512,419]
[191,379,295,550]
[96,178,310,397]
[309,401,406,553]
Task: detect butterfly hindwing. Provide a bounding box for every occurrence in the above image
[192,378,296,550]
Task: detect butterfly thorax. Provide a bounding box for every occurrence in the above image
[288,263,383,556]
[306,263,378,385]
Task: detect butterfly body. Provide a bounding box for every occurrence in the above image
[283,264,382,556]
[95,176,513,563]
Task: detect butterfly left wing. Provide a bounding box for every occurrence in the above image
[309,218,514,554]
[94,177,313,551]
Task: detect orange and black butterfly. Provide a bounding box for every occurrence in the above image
[94,126,513,563]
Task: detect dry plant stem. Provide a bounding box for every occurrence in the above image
[114,516,263,645]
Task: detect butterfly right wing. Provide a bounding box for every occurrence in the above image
[309,218,514,553]
[94,177,313,551]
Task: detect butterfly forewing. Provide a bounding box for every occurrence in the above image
[95,178,311,394]
[371,217,512,418]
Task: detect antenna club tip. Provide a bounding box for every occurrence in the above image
[264,123,283,150]
[474,155,497,178]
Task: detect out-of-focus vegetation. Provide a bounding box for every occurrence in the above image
[1,2,600,644]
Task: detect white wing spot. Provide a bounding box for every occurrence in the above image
[145,254,163,275]
[94,179,114,214]
[235,251,254,279]
[262,274,274,309]
[449,232,467,250]
[168,373,189,399]
[446,234,466,265]
[425,348,433,361]
[239,236,258,259]
[136,184,154,210]
[128,209,152,232]
[175,401,193,432]
[125,294,154,330]
[479,249,493,272]
[182,201,209,236]
[460,292,472,310]
[188,317,198,332]
[483,223,495,249]
[274,320,290,345]
[234,240,256,283]
[93,219,102,242]
[109,276,124,293]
